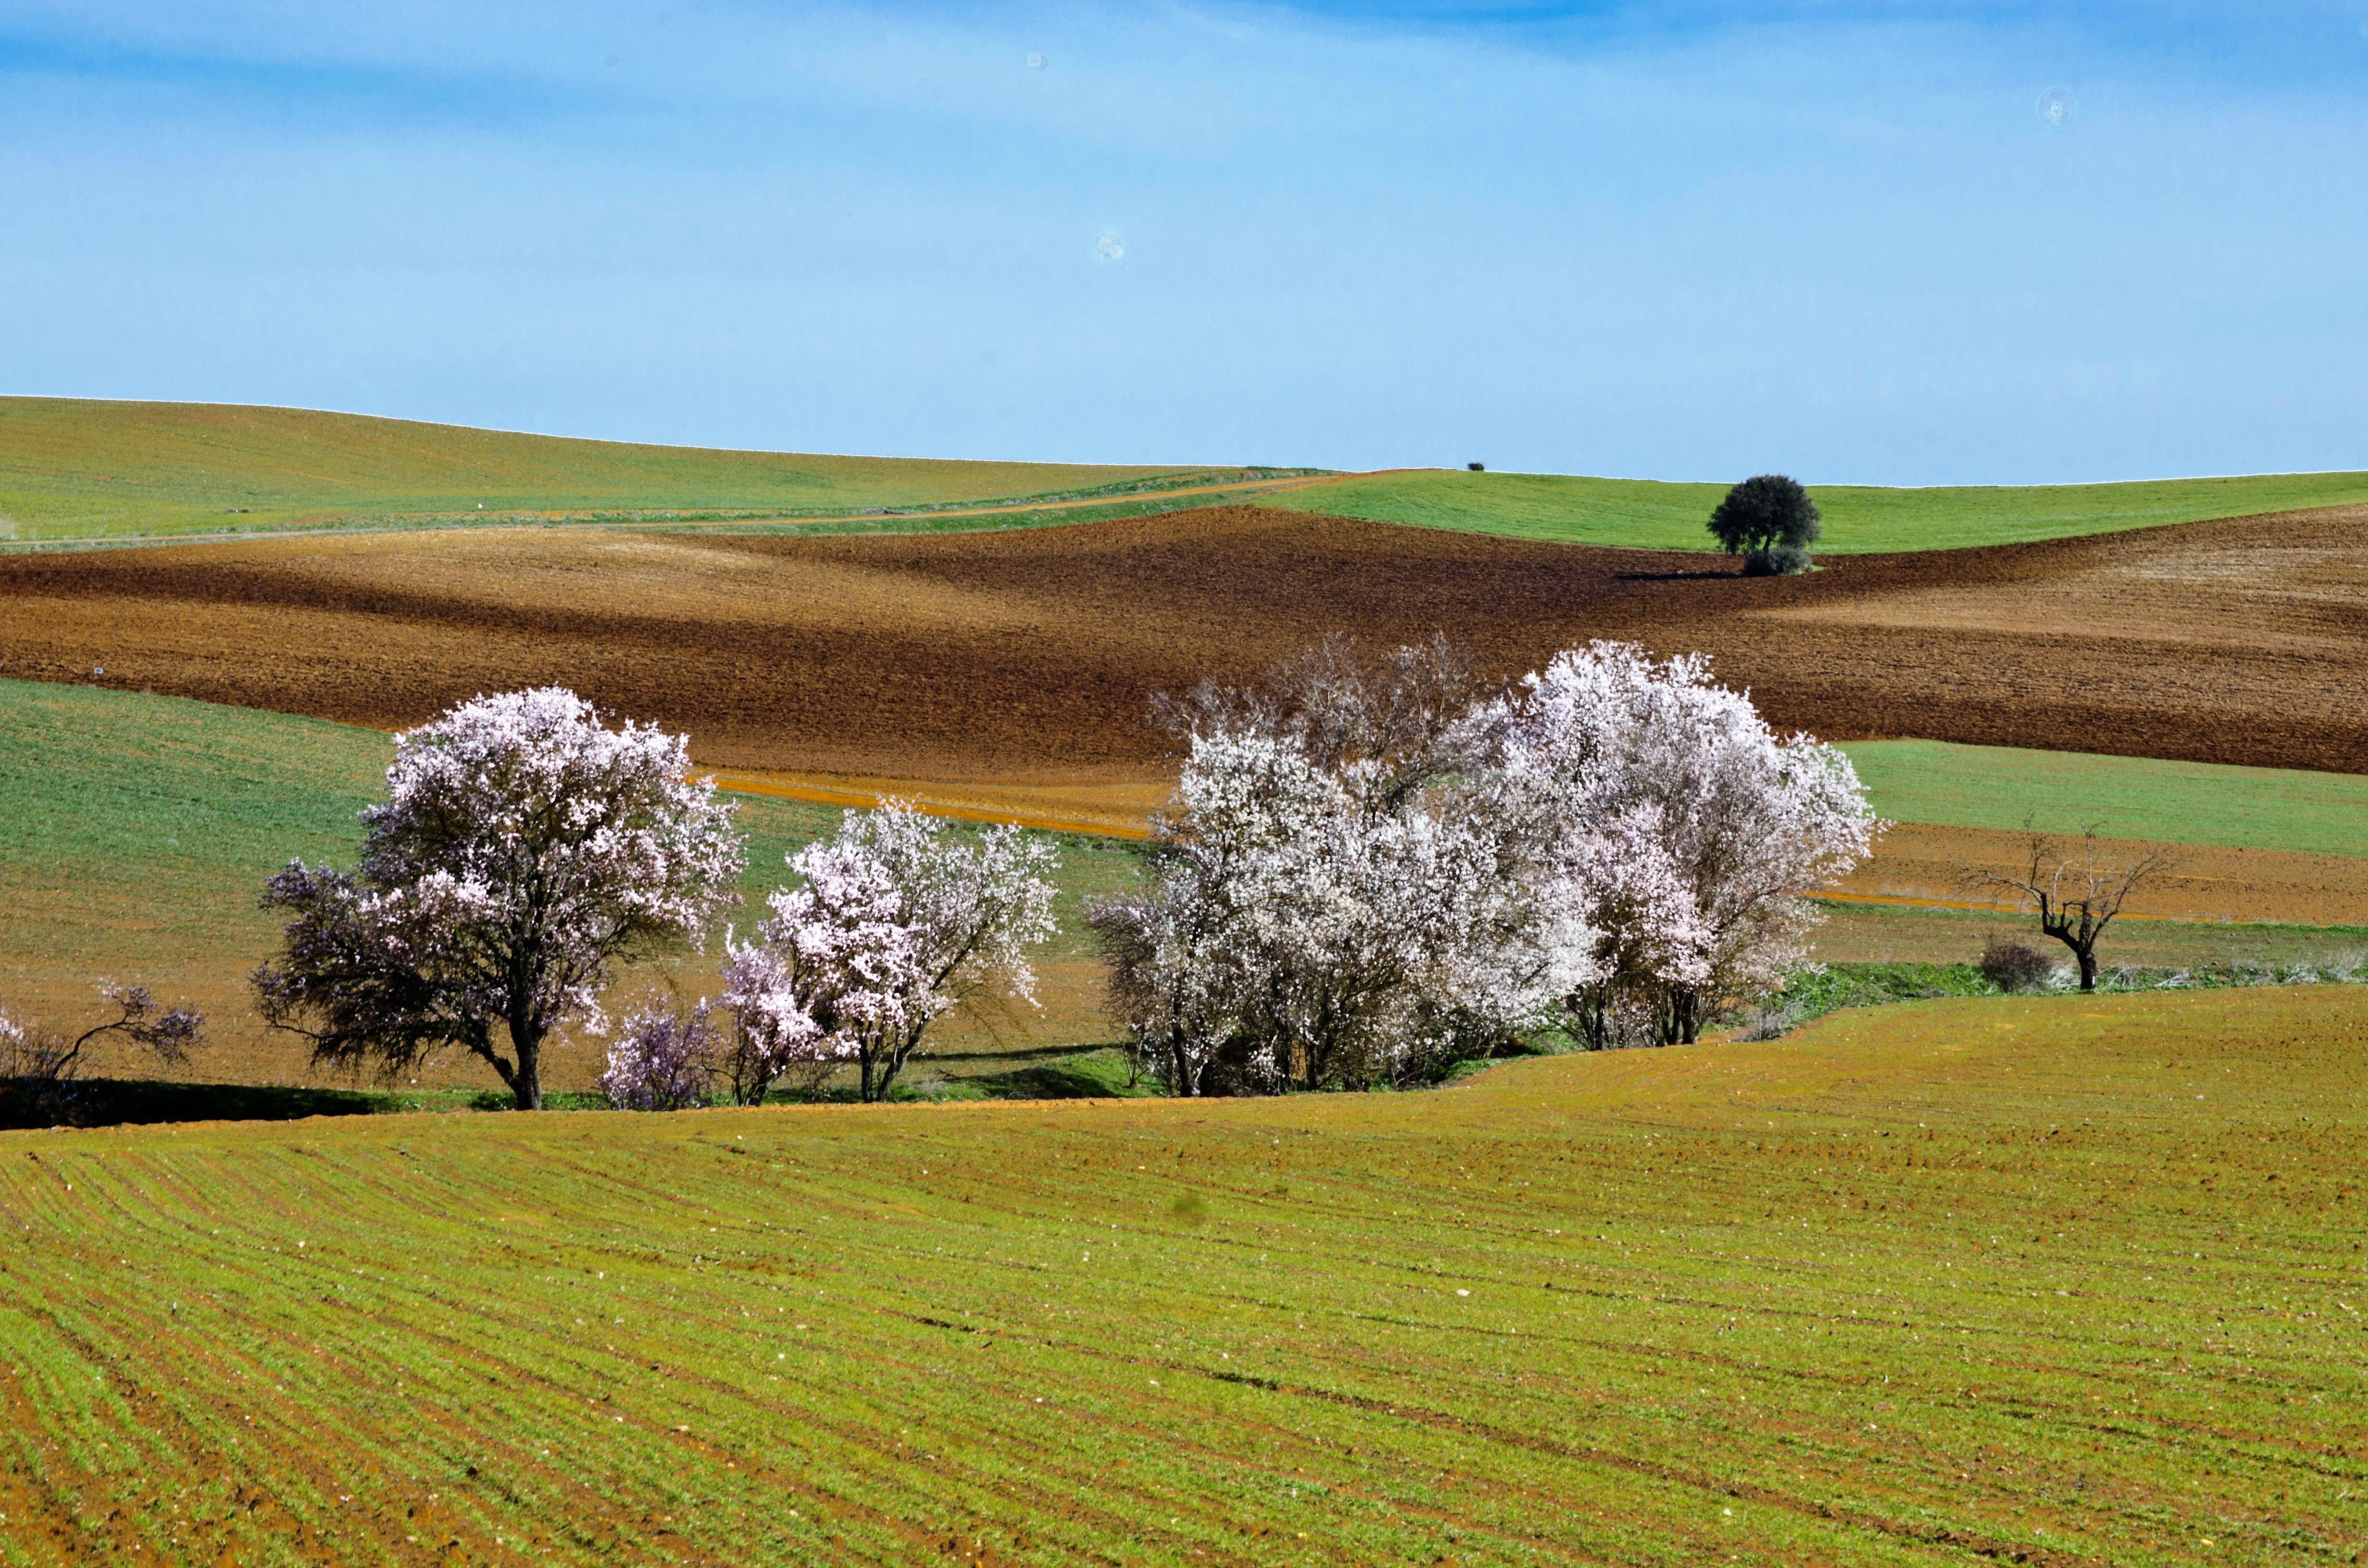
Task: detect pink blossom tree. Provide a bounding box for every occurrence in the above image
[254,687,745,1109]
[597,998,721,1111]
[722,801,1059,1102]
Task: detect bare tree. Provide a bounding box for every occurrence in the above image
[0,983,206,1126]
[1965,827,2167,992]
[59,982,207,1075]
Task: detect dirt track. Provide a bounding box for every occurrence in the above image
[3,502,2365,780]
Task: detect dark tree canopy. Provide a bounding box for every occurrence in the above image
[1708,475,1822,556]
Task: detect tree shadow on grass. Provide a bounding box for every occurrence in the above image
[0,1078,608,1130]
[968,1047,1152,1101]
[791,1044,1156,1105]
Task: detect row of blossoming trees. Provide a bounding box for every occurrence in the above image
[241,639,1880,1110]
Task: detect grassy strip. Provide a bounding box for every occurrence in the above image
[12,1045,1157,1130]
[9,1052,1155,1137]
[1746,955,2368,1041]
[0,481,1329,556]
[2,988,2362,1563]
[1838,738,2368,859]
[1274,467,2368,554]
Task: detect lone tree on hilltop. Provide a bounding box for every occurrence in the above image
[1708,474,1821,575]
[253,687,745,1109]
[1963,826,2167,992]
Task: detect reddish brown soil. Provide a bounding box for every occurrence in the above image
[3,502,2365,779]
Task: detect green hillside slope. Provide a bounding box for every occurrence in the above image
[0,398,1226,542]
[10,398,2360,554]
[1839,739,2368,859]
[1277,467,2368,553]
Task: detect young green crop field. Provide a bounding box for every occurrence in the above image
[1273,468,2368,554]
[1838,741,2368,861]
[0,398,1268,545]
[3,985,2363,1565]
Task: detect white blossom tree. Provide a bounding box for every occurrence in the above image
[1496,642,1882,1043]
[722,802,1060,1102]
[254,687,746,1109]
[1095,641,1595,1094]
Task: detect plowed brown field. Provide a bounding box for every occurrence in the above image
[4,502,2364,782]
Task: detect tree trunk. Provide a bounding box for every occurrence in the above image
[2075,946,2098,992]
[512,1027,543,1111]
[1657,986,1699,1046]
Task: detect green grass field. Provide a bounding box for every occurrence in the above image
[3,986,2362,1564]
[1276,468,2368,554]
[0,398,1275,544]
[1839,740,2368,860]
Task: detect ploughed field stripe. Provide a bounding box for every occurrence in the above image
[6,502,2367,788]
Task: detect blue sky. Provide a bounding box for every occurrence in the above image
[2,1,2363,482]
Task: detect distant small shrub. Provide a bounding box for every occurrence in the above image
[1979,939,2053,993]
[1742,545,1813,576]
[1467,462,1485,472]
[599,1000,718,1111]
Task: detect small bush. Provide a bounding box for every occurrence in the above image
[1979,940,2054,993]
[1467,462,1485,472]
[1742,545,1813,576]
[598,1000,718,1111]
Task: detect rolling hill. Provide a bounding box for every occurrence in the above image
[0,397,1278,543]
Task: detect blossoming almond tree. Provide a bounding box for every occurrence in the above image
[1095,642,1596,1094]
[1498,641,1882,1043]
[253,687,745,1110]
[723,801,1059,1102]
